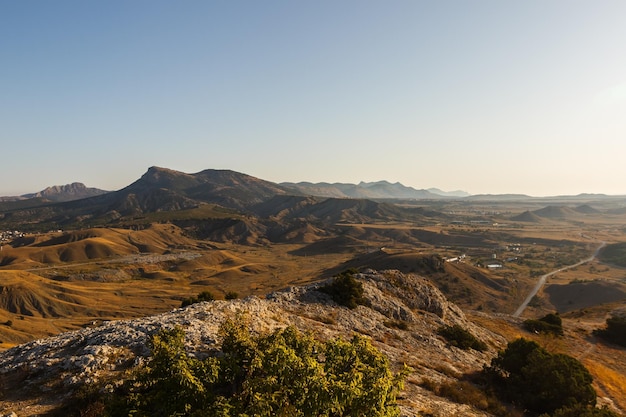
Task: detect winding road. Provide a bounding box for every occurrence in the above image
[512,241,606,317]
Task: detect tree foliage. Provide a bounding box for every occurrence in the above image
[181,290,216,307]
[523,312,564,336]
[437,324,487,351]
[107,316,406,416]
[594,315,626,347]
[542,404,622,417]
[318,269,368,309]
[487,338,596,415]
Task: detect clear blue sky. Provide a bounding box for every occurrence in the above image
[2,1,625,196]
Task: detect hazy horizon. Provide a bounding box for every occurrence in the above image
[2,1,626,197]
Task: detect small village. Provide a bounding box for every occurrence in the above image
[0,230,25,247]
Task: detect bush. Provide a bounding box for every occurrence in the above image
[384,320,409,330]
[181,290,216,307]
[487,338,596,415]
[524,312,563,336]
[107,317,407,416]
[542,404,622,417]
[594,315,626,347]
[437,324,487,351]
[318,269,367,309]
[224,291,239,300]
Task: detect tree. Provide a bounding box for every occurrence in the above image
[181,290,216,307]
[542,404,622,417]
[318,269,367,309]
[487,338,596,415]
[523,312,564,336]
[594,315,626,347]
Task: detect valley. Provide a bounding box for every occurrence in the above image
[1,192,625,346]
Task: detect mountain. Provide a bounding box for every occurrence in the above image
[0,167,454,234]
[428,187,471,197]
[280,180,455,199]
[121,166,294,211]
[0,167,297,230]
[22,182,109,202]
[468,193,533,201]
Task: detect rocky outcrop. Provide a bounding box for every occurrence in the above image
[0,270,505,416]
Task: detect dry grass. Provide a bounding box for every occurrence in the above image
[583,359,626,411]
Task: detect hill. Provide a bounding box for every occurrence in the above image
[0,270,504,415]
[510,205,589,222]
[0,224,201,268]
[510,210,545,222]
[0,269,623,416]
[533,205,579,219]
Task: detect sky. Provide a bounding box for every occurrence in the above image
[2,1,626,197]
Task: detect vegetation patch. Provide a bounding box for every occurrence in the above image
[437,324,487,351]
[98,317,407,416]
[318,269,368,309]
[180,290,216,307]
[523,312,563,336]
[484,338,599,415]
[594,314,626,347]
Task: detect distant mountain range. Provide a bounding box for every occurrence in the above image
[23,182,109,202]
[4,168,625,203]
[0,167,447,234]
[1,166,625,234]
[280,180,468,199]
[0,182,109,203]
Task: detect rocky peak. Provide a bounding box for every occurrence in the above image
[22,182,109,202]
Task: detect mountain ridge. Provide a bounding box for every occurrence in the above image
[281,180,457,199]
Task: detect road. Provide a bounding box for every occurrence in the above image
[512,241,606,317]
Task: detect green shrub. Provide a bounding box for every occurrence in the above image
[181,290,216,307]
[437,324,487,351]
[107,317,407,416]
[487,338,596,415]
[318,269,367,309]
[542,404,622,417]
[594,315,626,347]
[224,291,239,300]
[524,313,563,336]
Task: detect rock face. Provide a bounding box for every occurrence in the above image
[0,270,504,416]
